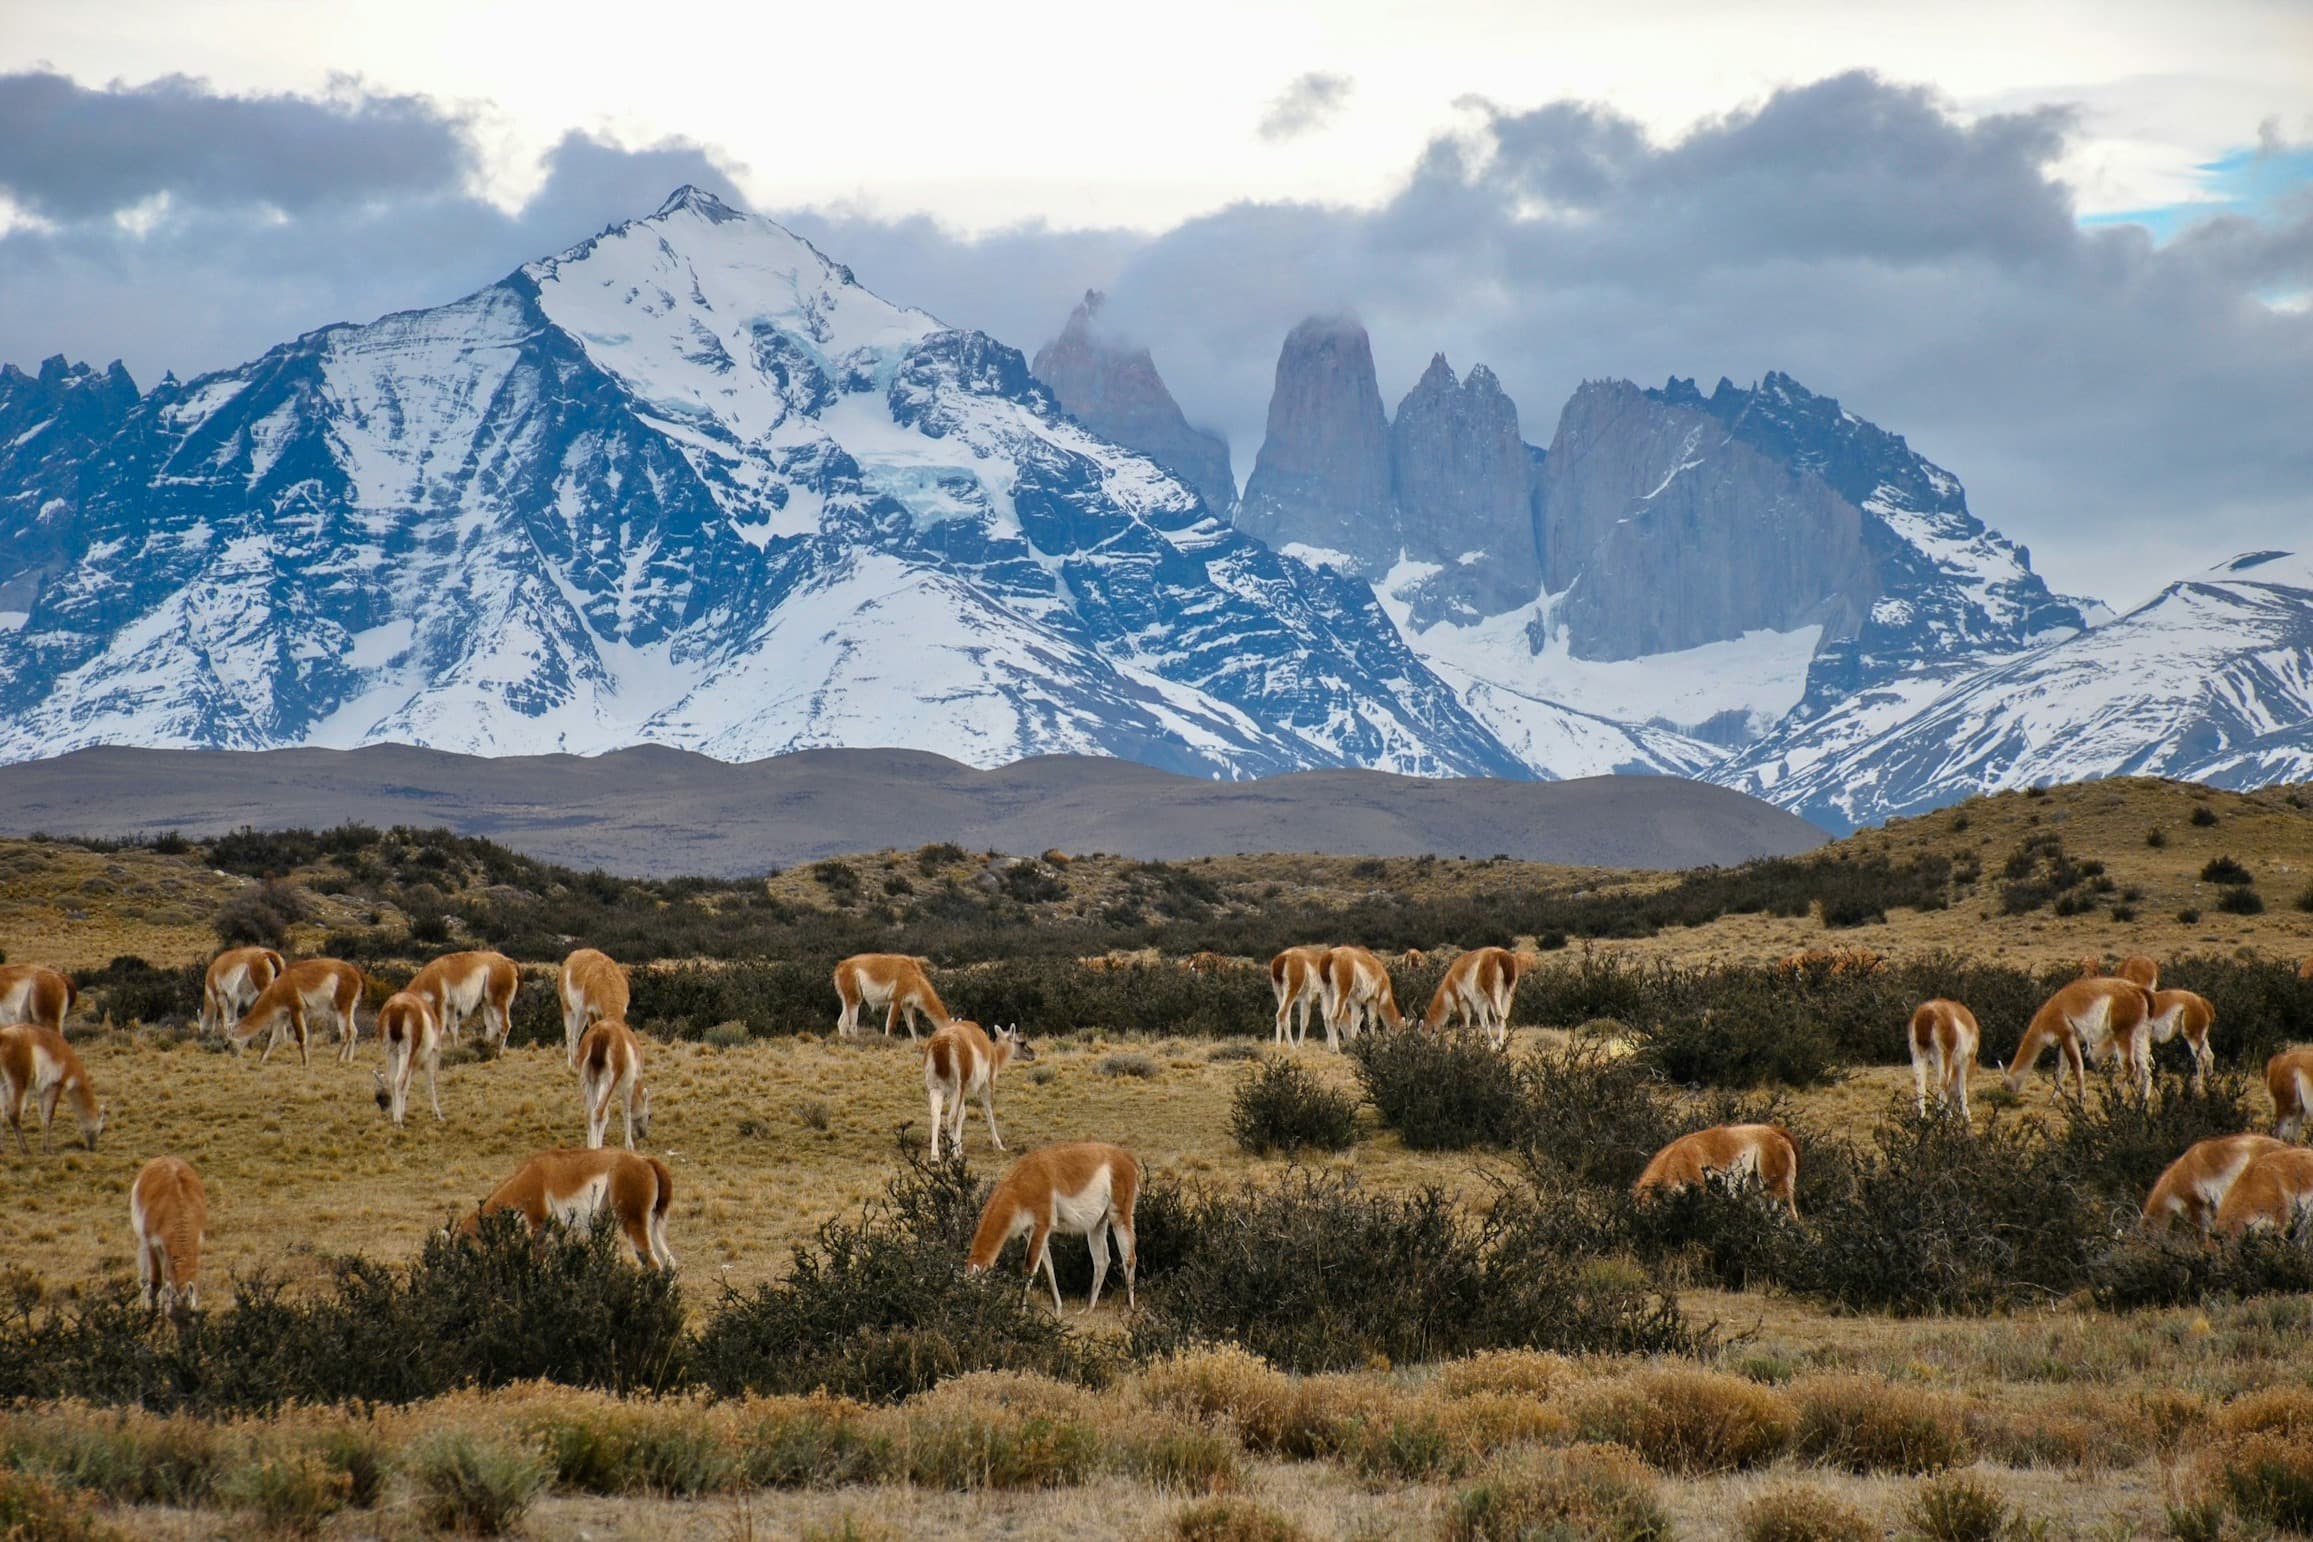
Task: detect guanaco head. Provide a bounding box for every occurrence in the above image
[80,1102,106,1151]
[373,1070,393,1115]
[996,1023,1036,1066]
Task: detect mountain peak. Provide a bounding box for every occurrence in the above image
[652,184,744,222]
[1032,292,1235,515]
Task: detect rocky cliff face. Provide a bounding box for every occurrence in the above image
[1388,355,1542,622]
[1234,316,1397,571]
[1539,379,1875,660]
[1030,292,1236,517]
[0,357,139,619]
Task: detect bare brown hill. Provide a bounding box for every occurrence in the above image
[0,743,1825,876]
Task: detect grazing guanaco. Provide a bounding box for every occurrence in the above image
[1181,951,1232,976]
[198,947,285,1037]
[2144,988,2216,1091]
[967,1141,1140,1315]
[0,964,76,1033]
[0,1024,105,1154]
[1421,946,1528,1048]
[1634,1124,1800,1219]
[130,1156,207,1310]
[1268,946,1332,1046]
[2300,957,2313,982]
[461,1148,675,1269]
[1908,999,1982,1118]
[232,958,365,1066]
[1321,945,1405,1047]
[834,953,950,1039]
[2003,976,2157,1100]
[408,951,520,1047]
[576,1019,651,1150]
[2116,955,2160,991]
[924,1020,1033,1158]
[560,948,629,1066]
[2143,1134,2289,1235]
[2267,1048,2313,1141]
[2213,1146,2313,1237]
[372,990,444,1127]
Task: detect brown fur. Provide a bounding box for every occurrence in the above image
[2144,1134,2288,1235]
[577,1019,651,1150]
[1908,999,1981,1118]
[2214,1146,2313,1237]
[1180,951,1236,975]
[2301,957,2313,982]
[2116,955,2160,990]
[372,991,443,1127]
[968,1141,1140,1314]
[0,1024,104,1154]
[408,951,520,1047]
[1634,1124,1800,1218]
[2144,988,2216,1090]
[1778,948,1885,979]
[1421,946,1528,1046]
[833,953,949,1039]
[0,964,77,1033]
[233,958,365,1066]
[130,1156,207,1310]
[198,948,285,1036]
[1268,946,1333,1046]
[923,1020,1033,1158]
[463,1148,676,1269]
[2267,1047,2313,1142]
[2004,976,2157,1099]
[1321,945,1405,1047]
[559,948,629,1065]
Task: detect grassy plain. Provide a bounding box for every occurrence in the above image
[2,777,2312,1537]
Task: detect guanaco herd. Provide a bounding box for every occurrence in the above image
[5,944,2313,1317]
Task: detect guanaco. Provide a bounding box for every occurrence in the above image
[576,1019,651,1150]
[0,1024,105,1154]
[2004,977,2157,1100]
[2144,1134,2289,1235]
[461,1148,676,1269]
[372,990,444,1127]
[924,1020,1033,1158]
[967,1141,1140,1314]
[834,953,950,1039]
[1908,999,1981,1118]
[1268,946,1332,1046]
[1321,945,1404,1047]
[408,951,520,1047]
[130,1156,207,1310]
[0,964,76,1033]
[2267,1047,2313,1141]
[1634,1124,1800,1219]
[232,958,365,1066]
[2213,1146,2313,1236]
[1422,946,1528,1048]
[198,948,285,1037]
[560,948,629,1065]
[2144,988,2216,1091]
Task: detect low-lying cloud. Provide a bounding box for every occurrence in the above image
[0,68,2305,605]
[1257,72,1355,142]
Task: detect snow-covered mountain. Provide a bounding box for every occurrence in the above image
[0,189,1535,780]
[1723,549,2313,828]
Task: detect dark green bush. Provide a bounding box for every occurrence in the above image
[1348,1029,1528,1149]
[1131,1171,1690,1373]
[2192,804,2221,826]
[2202,856,2254,885]
[1515,1034,1679,1187]
[1228,1057,1358,1155]
[80,956,202,1027]
[2218,888,2265,915]
[211,879,310,951]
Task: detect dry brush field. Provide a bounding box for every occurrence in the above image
[4,777,2313,1539]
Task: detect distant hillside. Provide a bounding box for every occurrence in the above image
[0,743,1825,877]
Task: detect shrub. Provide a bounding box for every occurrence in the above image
[1516,1034,1679,1186]
[1228,1058,1358,1155]
[2148,826,2169,847]
[529,1400,740,1496]
[1617,1170,1803,1290]
[1627,967,1841,1087]
[216,1450,353,1536]
[733,1396,888,1488]
[2217,888,2265,915]
[1172,1496,1311,1542]
[0,1469,119,1542]
[2297,881,2313,914]
[1736,1485,1878,1542]
[212,879,310,950]
[1349,1030,1528,1149]
[406,1431,547,1536]
[893,1373,1102,1489]
[1570,1369,1796,1473]
[1906,1472,2014,1542]
[1109,1410,1243,1494]
[2179,907,2202,923]
[1133,1172,1688,1374]
[2192,804,2220,826]
[1442,1445,1671,1542]
[2202,856,2254,885]
[1791,1376,1971,1474]
[80,956,202,1027]
[1100,1052,1159,1079]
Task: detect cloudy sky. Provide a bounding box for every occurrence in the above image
[3,0,2308,607]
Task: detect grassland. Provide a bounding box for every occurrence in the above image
[3,776,2312,1538]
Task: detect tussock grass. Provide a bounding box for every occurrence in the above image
[1790,1375,1971,1474]
[1735,1484,1879,1542]
[1569,1369,1797,1474]
[1442,1444,1670,1542]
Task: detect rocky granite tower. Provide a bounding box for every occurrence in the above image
[1031,293,1236,516]
[1233,316,1397,571]
[1388,354,1543,616]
